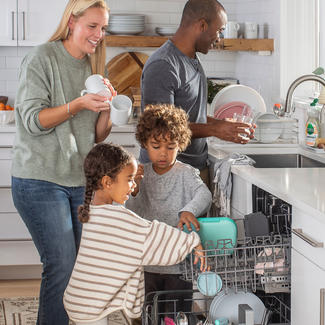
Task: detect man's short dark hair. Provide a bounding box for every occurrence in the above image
[181,0,225,26]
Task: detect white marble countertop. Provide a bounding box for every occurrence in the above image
[208,142,325,221]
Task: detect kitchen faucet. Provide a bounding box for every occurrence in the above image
[284,74,325,115]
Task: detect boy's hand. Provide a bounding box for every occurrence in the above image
[132,164,144,196]
[194,243,208,272]
[177,211,200,231]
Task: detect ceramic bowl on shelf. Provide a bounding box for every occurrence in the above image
[0,111,15,125]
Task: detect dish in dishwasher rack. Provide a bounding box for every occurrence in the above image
[209,289,266,325]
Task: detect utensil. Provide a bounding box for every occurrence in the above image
[109,95,132,126]
[209,289,265,325]
[80,74,113,99]
[106,52,148,97]
[211,85,266,118]
[214,101,252,120]
[183,217,237,254]
[197,272,223,296]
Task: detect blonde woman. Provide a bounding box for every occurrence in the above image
[11,1,112,324]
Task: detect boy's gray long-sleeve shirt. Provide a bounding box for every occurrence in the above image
[126,160,212,274]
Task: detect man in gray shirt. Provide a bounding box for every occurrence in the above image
[140,0,254,180]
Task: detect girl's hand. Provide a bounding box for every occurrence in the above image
[131,164,144,196]
[177,212,200,231]
[79,93,111,113]
[194,243,208,272]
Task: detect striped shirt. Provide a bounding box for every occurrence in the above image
[63,204,200,323]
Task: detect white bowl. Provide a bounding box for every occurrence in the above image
[0,111,15,125]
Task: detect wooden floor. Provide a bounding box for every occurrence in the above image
[0,279,41,297]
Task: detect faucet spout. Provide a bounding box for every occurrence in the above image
[284,74,325,115]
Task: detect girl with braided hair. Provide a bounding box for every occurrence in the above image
[63,142,206,325]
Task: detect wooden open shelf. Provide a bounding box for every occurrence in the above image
[105,35,274,52]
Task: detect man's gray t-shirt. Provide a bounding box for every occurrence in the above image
[140,40,208,170]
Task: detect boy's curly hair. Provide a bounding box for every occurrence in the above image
[136,104,192,151]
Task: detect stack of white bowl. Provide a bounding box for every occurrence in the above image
[254,113,284,143]
[107,14,145,35]
[155,26,178,36]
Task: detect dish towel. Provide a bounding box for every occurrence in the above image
[210,153,255,217]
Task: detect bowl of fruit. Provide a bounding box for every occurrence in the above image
[0,97,15,125]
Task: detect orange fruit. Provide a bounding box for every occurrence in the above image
[0,103,5,110]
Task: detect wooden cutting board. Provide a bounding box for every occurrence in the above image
[106,52,148,97]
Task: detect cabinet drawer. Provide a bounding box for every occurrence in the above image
[0,212,31,240]
[0,188,15,212]
[292,206,325,270]
[0,133,15,146]
[0,160,12,187]
[0,240,40,266]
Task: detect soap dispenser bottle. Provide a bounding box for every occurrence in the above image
[305,98,320,147]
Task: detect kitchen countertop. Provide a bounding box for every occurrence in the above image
[0,122,136,133]
[208,141,325,221]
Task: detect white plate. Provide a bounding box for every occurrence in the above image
[211,85,266,118]
[209,289,265,325]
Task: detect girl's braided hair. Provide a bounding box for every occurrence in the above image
[78,142,133,223]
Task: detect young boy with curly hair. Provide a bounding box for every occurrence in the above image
[126,103,212,317]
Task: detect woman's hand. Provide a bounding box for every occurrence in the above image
[78,93,111,113]
[177,211,200,231]
[193,243,208,272]
[131,164,144,196]
[103,78,117,101]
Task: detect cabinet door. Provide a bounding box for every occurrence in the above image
[291,248,325,325]
[0,0,17,46]
[17,0,66,46]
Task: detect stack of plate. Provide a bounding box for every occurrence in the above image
[107,14,145,35]
[155,26,178,36]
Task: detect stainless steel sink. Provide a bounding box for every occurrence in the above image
[247,153,325,168]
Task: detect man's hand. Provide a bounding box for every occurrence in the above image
[177,211,200,231]
[208,117,256,144]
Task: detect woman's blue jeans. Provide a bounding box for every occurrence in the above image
[11,177,85,325]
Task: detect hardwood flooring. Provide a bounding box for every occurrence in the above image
[0,279,40,298]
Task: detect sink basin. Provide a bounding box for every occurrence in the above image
[248,153,325,168]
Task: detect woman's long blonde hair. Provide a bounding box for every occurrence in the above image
[49,0,109,75]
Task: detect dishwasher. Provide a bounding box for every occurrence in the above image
[142,185,291,325]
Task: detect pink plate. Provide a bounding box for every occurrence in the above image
[214,101,252,120]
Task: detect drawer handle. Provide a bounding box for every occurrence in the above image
[122,144,136,148]
[292,228,324,248]
[321,288,325,325]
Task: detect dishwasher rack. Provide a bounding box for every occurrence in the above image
[182,234,291,294]
[142,289,291,325]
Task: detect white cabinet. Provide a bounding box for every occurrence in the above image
[291,206,325,325]
[0,0,66,46]
[291,248,325,325]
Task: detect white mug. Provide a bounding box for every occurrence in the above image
[109,95,132,126]
[81,74,112,98]
[244,22,258,39]
[224,21,240,39]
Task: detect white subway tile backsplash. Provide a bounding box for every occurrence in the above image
[0,57,6,69]
[6,57,23,69]
[0,69,19,81]
[6,80,19,94]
